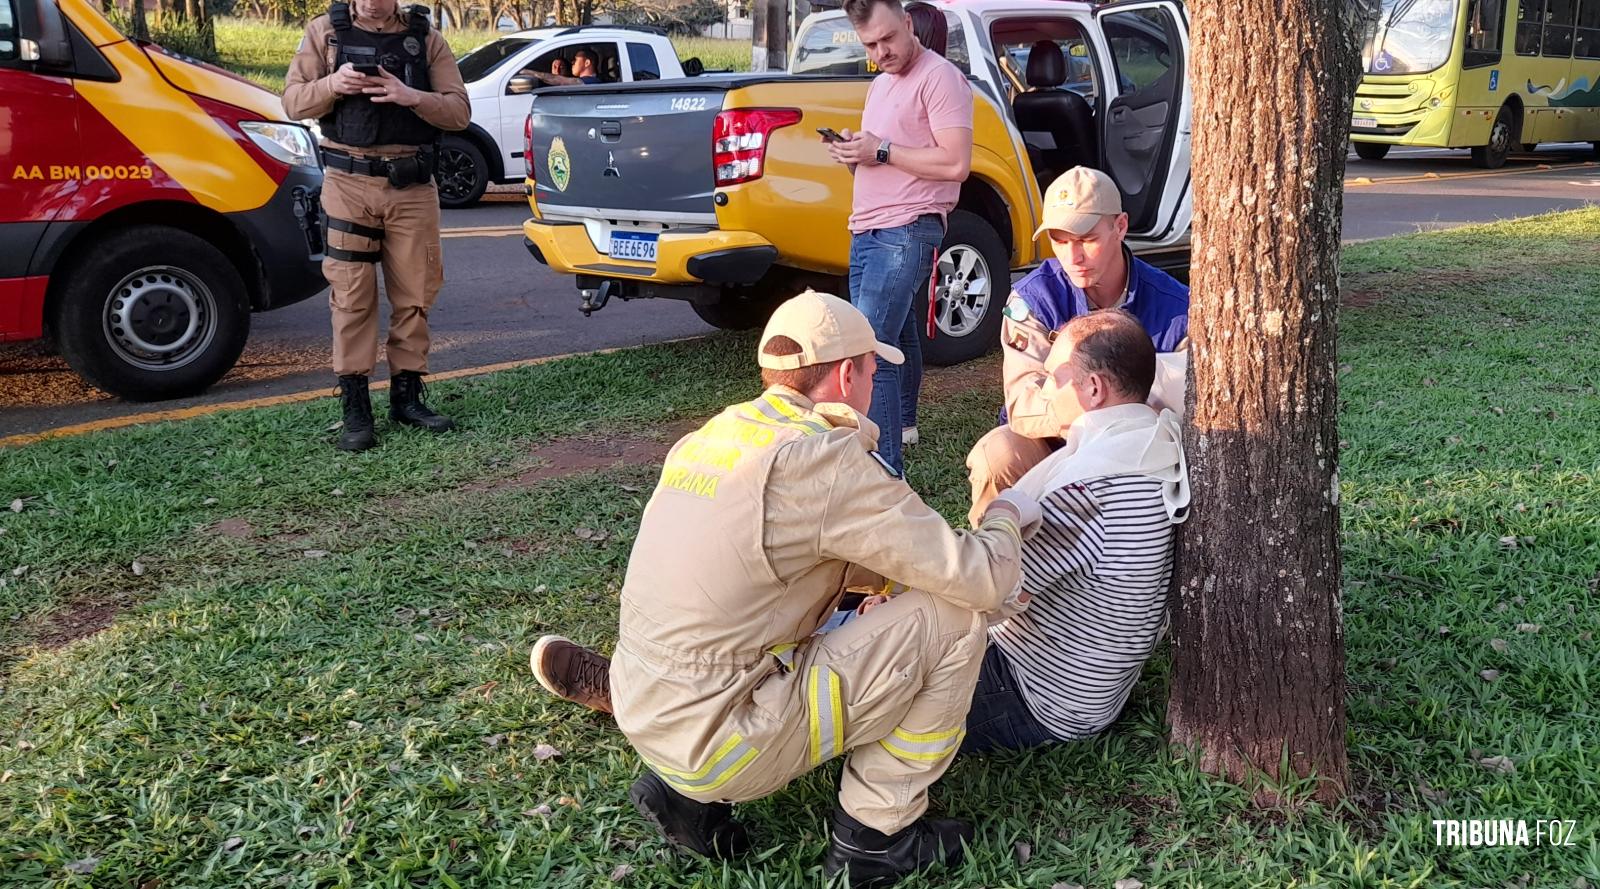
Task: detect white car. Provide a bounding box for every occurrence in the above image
[443,25,708,207]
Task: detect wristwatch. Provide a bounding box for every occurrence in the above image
[876,140,892,165]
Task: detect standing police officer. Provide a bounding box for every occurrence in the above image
[284,0,469,450]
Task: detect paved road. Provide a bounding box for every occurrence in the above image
[4,143,1599,438]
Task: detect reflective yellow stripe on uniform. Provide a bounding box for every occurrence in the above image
[644,733,760,795]
[807,665,845,766]
[877,725,965,762]
[768,642,799,672]
[760,394,831,434]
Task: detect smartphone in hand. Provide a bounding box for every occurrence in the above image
[353,63,382,76]
[817,127,845,143]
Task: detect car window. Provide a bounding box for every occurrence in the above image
[793,15,970,75]
[1104,10,1173,95]
[1,0,18,62]
[628,41,660,80]
[458,36,541,82]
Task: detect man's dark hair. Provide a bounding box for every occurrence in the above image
[760,335,867,393]
[1062,310,1156,401]
[843,0,904,26]
[574,48,596,64]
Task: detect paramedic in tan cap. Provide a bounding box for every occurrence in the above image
[964,167,1190,526]
[529,290,1041,886]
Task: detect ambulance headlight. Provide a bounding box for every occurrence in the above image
[241,121,320,169]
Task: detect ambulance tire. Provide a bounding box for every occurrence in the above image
[54,225,250,402]
[920,210,1008,367]
[1353,142,1389,161]
[437,135,489,209]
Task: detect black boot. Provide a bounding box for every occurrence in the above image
[388,370,456,432]
[628,771,751,860]
[336,374,377,451]
[822,807,973,887]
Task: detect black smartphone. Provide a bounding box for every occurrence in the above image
[353,63,382,76]
[817,127,844,143]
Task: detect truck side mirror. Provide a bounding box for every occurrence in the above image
[508,74,537,94]
[18,0,73,68]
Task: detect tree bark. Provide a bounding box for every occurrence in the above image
[1166,0,1371,805]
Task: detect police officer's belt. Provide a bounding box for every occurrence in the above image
[320,147,434,187]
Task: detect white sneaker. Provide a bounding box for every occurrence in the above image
[901,426,919,447]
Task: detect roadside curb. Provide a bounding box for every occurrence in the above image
[1,336,710,449]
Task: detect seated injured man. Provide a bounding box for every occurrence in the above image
[954,309,1190,752]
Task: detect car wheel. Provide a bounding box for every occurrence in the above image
[1472,105,1514,169]
[920,209,1009,366]
[437,135,490,208]
[52,225,250,401]
[1353,141,1390,161]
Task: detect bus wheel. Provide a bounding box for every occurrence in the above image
[53,225,250,401]
[1472,106,1514,169]
[1353,142,1390,161]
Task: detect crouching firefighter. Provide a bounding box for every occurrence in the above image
[529,292,1042,887]
[284,0,470,450]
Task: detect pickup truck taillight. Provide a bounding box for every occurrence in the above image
[713,108,801,187]
[524,115,534,179]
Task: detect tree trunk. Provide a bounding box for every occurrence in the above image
[1166,0,1370,806]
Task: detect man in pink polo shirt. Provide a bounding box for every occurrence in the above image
[828,0,973,474]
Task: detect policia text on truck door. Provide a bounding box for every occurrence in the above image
[0,0,325,402]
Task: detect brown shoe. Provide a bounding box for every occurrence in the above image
[530,635,613,713]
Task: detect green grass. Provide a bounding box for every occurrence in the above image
[213,18,750,92]
[3,211,1600,886]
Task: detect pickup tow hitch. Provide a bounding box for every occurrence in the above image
[580,280,619,316]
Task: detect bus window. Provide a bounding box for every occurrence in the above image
[1363,0,1458,74]
[1516,0,1543,55]
[1544,0,1576,54]
[1464,0,1506,66]
[1577,0,1600,58]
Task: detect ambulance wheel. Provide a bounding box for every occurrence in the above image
[1353,142,1390,161]
[920,209,1008,367]
[1472,105,1514,169]
[437,135,489,208]
[53,225,250,402]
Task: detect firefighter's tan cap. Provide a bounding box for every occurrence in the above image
[757,290,905,370]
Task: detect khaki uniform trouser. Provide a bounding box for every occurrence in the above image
[965,425,1060,527]
[320,167,444,376]
[656,590,988,835]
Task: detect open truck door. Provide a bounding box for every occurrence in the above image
[1094,0,1191,247]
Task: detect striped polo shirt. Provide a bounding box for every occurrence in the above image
[988,474,1176,740]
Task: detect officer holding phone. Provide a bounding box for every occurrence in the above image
[284,0,470,451]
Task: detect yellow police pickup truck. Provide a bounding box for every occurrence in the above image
[521,0,1190,364]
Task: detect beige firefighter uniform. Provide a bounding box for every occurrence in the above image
[610,386,1025,835]
[965,305,1189,527]
[282,11,470,376]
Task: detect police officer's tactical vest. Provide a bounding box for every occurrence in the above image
[319,2,437,147]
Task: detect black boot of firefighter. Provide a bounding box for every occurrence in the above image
[822,806,973,887]
[337,374,378,452]
[628,771,752,860]
[388,370,456,432]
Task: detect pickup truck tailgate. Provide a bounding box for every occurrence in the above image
[530,88,725,217]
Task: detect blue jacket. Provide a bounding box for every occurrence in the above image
[1009,252,1190,352]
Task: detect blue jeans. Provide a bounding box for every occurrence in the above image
[960,644,1059,754]
[848,214,944,473]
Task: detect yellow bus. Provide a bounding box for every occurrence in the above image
[1352,0,1600,167]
